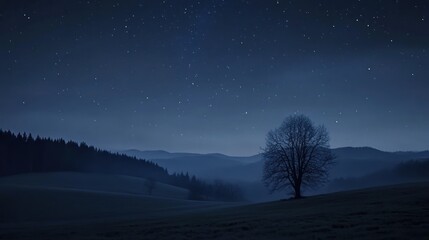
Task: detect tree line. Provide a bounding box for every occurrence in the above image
[0,129,243,201]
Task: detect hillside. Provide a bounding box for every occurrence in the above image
[0,185,233,225]
[0,172,235,225]
[325,159,429,192]
[0,130,244,202]
[123,149,201,160]
[122,149,262,176]
[0,172,189,199]
[2,182,428,239]
[122,149,262,164]
[328,147,412,178]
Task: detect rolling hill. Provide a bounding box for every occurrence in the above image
[121,147,429,202]
[122,149,262,176]
[0,131,246,202]
[0,172,233,225]
[325,158,429,193]
[2,182,428,239]
[123,147,429,181]
[327,147,427,178]
[122,149,262,164]
[0,172,189,199]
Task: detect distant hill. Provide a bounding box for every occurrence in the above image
[121,147,429,202]
[123,149,202,160]
[332,146,398,160]
[122,149,262,164]
[123,147,429,182]
[325,158,429,192]
[121,149,262,176]
[394,150,429,159]
[329,147,429,178]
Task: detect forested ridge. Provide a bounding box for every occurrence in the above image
[0,130,243,201]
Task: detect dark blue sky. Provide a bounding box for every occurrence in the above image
[1,0,428,155]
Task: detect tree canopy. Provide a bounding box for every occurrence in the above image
[263,115,335,198]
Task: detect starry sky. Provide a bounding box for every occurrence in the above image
[1,0,428,156]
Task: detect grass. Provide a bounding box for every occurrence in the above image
[0,172,189,199]
[1,173,428,239]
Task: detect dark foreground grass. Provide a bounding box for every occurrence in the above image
[1,182,429,239]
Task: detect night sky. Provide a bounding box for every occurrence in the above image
[1,1,428,155]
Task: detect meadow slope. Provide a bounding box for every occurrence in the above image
[0,172,189,199]
[1,181,428,239]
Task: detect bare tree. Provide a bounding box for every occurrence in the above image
[263,115,335,199]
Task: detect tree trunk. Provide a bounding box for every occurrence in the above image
[294,185,302,199]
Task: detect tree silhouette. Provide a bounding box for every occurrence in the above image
[262,115,335,199]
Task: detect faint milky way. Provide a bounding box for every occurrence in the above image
[0,0,428,155]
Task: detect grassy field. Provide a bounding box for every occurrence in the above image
[0,172,189,199]
[1,173,428,239]
[0,172,233,225]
